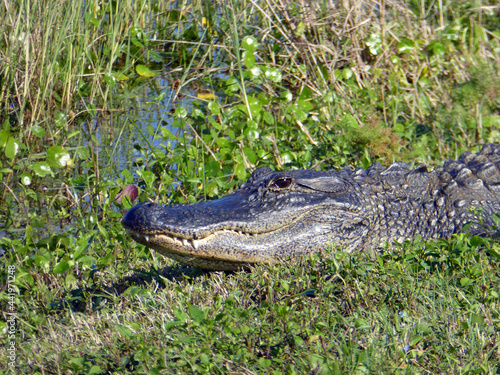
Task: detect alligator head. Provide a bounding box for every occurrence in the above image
[122,166,373,270]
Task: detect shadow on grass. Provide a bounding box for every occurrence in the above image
[51,263,217,313]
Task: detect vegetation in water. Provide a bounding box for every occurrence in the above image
[1,0,500,373]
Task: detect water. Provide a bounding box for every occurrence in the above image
[0,69,204,241]
[89,74,198,174]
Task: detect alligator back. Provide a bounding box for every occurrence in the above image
[343,144,500,248]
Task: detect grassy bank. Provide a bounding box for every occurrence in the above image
[1,0,500,373]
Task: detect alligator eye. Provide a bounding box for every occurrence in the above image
[271,177,293,190]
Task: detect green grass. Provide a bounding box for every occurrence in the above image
[2,237,500,373]
[1,0,500,373]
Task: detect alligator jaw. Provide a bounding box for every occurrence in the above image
[121,198,358,270]
[124,227,279,271]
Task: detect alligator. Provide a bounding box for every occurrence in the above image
[122,144,500,271]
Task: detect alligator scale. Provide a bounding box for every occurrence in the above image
[122,144,500,270]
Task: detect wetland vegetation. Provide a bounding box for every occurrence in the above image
[1,0,500,373]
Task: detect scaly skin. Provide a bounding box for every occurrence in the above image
[122,144,500,270]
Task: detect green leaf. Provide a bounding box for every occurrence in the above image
[208,116,221,130]
[249,65,261,77]
[280,90,293,102]
[31,162,53,177]
[390,55,400,64]
[88,365,104,374]
[137,170,156,187]
[216,138,231,147]
[160,127,176,140]
[482,115,500,128]
[460,277,473,286]
[113,72,129,81]
[97,224,108,240]
[244,128,260,141]
[173,308,189,322]
[317,65,329,81]
[297,99,314,112]
[104,73,116,87]
[90,18,100,28]
[241,36,259,52]
[485,248,500,260]
[147,49,163,62]
[281,151,295,164]
[296,21,306,37]
[136,64,157,77]
[418,77,431,88]
[188,304,205,323]
[341,114,358,128]
[247,96,262,118]
[173,107,187,118]
[67,131,80,140]
[355,319,370,329]
[243,147,257,164]
[470,313,485,327]
[31,125,45,137]
[76,146,90,160]
[342,68,353,80]
[70,357,84,370]
[47,146,70,168]
[55,112,67,127]
[265,67,281,82]
[207,181,219,197]
[299,86,313,101]
[235,163,247,180]
[428,40,446,57]
[469,235,486,247]
[291,104,307,121]
[224,77,240,94]
[5,137,22,159]
[0,129,10,147]
[35,255,50,271]
[77,256,97,264]
[258,358,272,368]
[398,38,416,53]
[200,353,209,365]
[393,123,405,133]
[410,335,423,346]
[15,266,34,286]
[263,111,274,125]
[115,324,134,337]
[20,173,32,186]
[416,324,432,335]
[366,33,382,55]
[53,261,70,274]
[474,25,485,43]
[243,50,256,68]
[207,101,220,115]
[87,104,97,117]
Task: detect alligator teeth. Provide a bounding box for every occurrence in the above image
[144,235,150,242]
[182,238,189,247]
[192,239,199,250]
[238,231,243,235]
